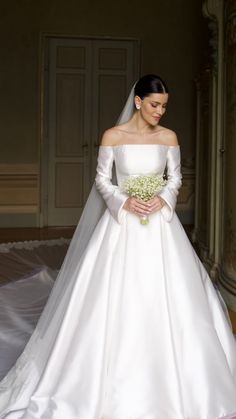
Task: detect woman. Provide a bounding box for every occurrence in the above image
[0,74,236,419]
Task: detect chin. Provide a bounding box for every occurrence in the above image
[150,120,159,127]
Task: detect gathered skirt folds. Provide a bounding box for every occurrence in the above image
[0,209,236,419]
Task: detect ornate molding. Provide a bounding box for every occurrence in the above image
[208,20,218,71]
[202,0,223,19]
[198,1,225,287]
[202,0,223,71]
[226,13,236,47]
[225,0,236,16]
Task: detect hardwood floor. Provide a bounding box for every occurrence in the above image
[0,227,75,243]
[0,225,195,244]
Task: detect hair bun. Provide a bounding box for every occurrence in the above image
[134,74,168,99]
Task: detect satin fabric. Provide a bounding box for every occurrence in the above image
[0,144,236,419]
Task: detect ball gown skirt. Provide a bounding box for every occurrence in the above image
[0,144,236,419]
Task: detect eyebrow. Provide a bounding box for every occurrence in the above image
[151,101,168,105]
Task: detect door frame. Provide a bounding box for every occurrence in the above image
[39,33,141,227]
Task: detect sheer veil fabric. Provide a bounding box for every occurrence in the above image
[0,84,236,419]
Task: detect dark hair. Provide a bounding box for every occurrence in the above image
[134,74,169,99]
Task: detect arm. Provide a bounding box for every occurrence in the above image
[158,146,182,222]
[95,146,128,224]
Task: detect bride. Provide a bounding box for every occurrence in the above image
[0,74,236,419]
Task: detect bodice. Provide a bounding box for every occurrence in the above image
[113,144,172,187]
[95,144,182,224]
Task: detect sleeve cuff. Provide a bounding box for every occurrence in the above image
[160,203,173,222]
[159,189,176,222]
[108,189,128,224]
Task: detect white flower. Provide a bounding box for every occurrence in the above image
[121,174,167,225]
[122,174,166,202]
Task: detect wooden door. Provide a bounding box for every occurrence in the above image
[44,37,139,226]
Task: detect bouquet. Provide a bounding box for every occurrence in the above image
[121,174,167,225]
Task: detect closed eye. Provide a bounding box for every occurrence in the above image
[151,103,167,109]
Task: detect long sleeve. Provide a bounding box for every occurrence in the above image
[158,146,182,222]
[95,146,128,224]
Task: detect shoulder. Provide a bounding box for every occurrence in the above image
[100,127,124,146]
[158,127,179,146]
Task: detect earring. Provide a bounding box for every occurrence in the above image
[135,104,141,110]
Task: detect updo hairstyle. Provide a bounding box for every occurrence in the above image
[134,74,169,100]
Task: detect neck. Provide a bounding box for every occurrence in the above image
[130,112,156,134]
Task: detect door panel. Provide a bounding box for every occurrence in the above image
[55,163,84,208]
[98,74,126,137]
[56,46,86,69]
[47,39,91,225]
[56,74,85,156]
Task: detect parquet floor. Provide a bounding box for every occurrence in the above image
[0,227,75,243]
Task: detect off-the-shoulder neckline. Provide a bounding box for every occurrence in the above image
[100,144,180,148]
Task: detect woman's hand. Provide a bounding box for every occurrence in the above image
[123,197,151,217]
[123,196,166,216]
[145,196,166,214]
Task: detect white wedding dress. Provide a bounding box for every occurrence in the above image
[0,144,236,419]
